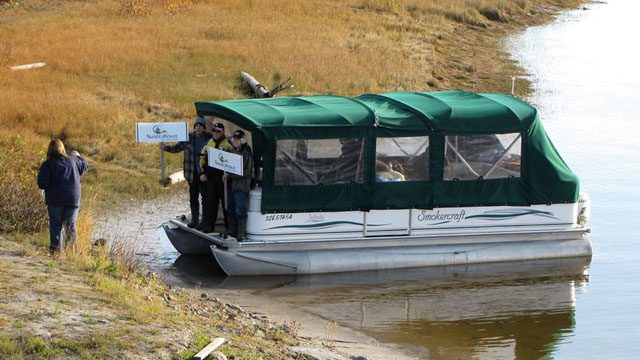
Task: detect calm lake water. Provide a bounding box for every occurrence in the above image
[142,1,640,358]
[506,2,640,358]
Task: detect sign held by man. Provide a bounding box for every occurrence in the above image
[209,147,243,176]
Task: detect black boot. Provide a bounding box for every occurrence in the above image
[200,223,214,233]
[222,208,229,231]
[188,206,199,228]
[223,216,237,239]
[237,219,247,241]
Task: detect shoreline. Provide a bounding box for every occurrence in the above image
[94,189,418,359]
[201,284,418,359]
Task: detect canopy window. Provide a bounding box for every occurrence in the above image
[444,133,522,180]
[275,138,366,185]
[375,136,430,182]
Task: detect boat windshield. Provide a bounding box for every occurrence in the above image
[444,133,521,180]
[274,138,366,185]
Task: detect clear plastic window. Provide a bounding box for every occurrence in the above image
[375,136,429,182]
[274,138,365,185]
[444,133,521,180]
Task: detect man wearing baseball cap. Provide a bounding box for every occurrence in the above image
[161,116,212,228]
[222,129,254,241]
[198,122,234,233]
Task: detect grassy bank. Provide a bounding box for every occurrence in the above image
[1,0,581,211]
[0,232,305,359]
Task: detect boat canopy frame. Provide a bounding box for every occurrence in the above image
[195,91,579,214]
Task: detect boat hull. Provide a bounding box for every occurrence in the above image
[163,225,220,255]
[211,230,592,275]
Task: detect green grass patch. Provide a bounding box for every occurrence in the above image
[88,273,168,323]
[0,334,19,357]
[23,335,60,357]
[31,276,48,284]
[0,331,119,359]
[43,259,59,269]
[177,331,210,360]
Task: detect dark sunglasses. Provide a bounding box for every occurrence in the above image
[212,129,222,133]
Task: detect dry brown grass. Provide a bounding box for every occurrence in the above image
[0,0,582,208]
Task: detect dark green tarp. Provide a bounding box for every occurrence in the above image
[195,91,579,213]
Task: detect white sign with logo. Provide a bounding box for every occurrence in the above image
[208,148,243,176]
[135,122,188,143]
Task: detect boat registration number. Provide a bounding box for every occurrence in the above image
[264,214,293,222]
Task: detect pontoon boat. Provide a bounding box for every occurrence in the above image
[164,91,592,275]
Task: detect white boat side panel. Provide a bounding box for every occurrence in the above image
[411,204,577,231]
[366,209,409,235]
[247,188,580,241]
[247,210,365,237]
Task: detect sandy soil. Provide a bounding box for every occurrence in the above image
[0,239,194,359]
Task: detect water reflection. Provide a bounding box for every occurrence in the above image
[160,255,226,287]
[220,257,589,359]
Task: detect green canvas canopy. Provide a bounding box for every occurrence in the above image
[195,91,579,213]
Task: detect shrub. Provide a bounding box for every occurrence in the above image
[118,0,152,17]
[479,6,505,22]
[0,137,48,233]
[441,8,488,27]
[163,0,190,16]
[361,0,405,14]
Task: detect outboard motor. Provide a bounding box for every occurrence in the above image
[577,192,591,226]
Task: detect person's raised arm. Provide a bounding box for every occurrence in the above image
[162,141,187,153]
[70,151,90,175]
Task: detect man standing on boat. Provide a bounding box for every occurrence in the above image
[223,129,254,241]
[161,116,212,228]
[199,122,233,233]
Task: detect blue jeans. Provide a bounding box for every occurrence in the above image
[226,190,248,220]
[47,205,79,254]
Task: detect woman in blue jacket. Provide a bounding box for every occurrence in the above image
[37,139,89,255]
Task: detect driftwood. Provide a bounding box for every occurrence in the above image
[193,337,226,360]
[240,71,270,98]
[240,71,293,98]
[9,62,46,71]
[269,76,293,97]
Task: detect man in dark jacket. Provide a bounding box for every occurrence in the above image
[161,117,212,227]
[37,139,89,254]
[223,129,254,241]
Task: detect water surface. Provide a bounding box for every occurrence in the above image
[505,1,640,358]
